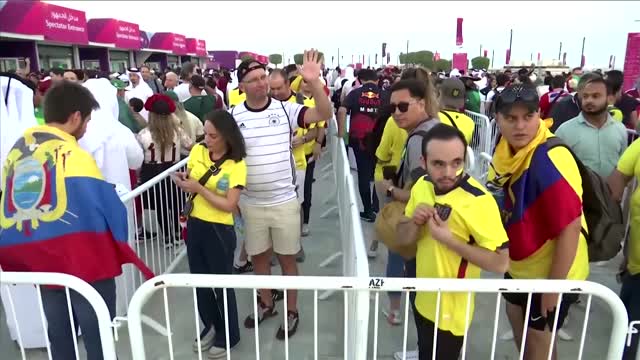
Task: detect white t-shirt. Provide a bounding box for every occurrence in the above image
[136,126,193,164]
[230,98,308,206]
[180,111,204,156]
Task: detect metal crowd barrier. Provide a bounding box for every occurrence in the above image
[126,274,631,360]
[1,271,117,360]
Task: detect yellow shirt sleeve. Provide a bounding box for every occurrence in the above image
[618,138,640,177]
[466,194,509,251]
[187,144,204,171]
[405,178,424,217]
[229,160,247,189]
[375,117,396,163]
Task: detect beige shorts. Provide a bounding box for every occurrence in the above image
[240,199,301,256]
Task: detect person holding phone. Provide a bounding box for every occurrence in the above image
[172,110,246,359]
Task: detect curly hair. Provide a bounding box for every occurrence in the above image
[147,112,180,154]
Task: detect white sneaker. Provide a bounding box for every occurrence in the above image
[500,330,514,341]
[207,345,227,359]
[192,326,215,353]
[302,224,310,237]
[394,349,419,360]
[557,328,574,341]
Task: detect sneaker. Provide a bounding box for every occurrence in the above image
[368,240,379,258]
[233,261,253,274]
[136,229,157,242]
[301,224,310,237]
[394,349,419,360]
[207,345,227,359]
[557,328,574,341]
[192,326,215,353]
[244,301,278,328]
[360,211,376,223]
[500,330,514,341]
[276,311,300,340]
[382,308,402,326]
[296,247,306,263]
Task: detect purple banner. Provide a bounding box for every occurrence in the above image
[42,2,88,44]
[139,30,150,49]
[623,33,640,92]
[149,32,187,54]
[452,52,468,72]
[0,0,44,36]
[209,51,238,69]
[88,18,140,49]
[187,38,207,56]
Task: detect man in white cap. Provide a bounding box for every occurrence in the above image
[125,67,153,121]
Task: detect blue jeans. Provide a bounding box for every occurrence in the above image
[41,278,116,360]
[186,217,240,348]
[621,272,640,360]
[386,250,405,298]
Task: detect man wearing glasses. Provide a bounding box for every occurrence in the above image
[230,50,332,339]
[489,84,589,360]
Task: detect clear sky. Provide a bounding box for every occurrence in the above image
[51,1,640,69]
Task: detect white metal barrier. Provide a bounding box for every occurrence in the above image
[126,274,630,360]
[0,271,117,360]
[464,110,492,184]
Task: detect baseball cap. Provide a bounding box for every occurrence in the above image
[439,78,466,109]
[495,84,539,115]
[236,58,266,83]
[110,78,127,90]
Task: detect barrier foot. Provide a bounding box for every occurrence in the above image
[141,314,170,337]
[318,289,337,301]
[320,206,338,218]
[319,251,342,268]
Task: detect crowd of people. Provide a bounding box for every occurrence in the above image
[1,50,640,360]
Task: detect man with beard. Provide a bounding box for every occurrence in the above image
[396,123,509,359]
[555,74,627,178]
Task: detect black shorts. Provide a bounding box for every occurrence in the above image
[502,273,579,332]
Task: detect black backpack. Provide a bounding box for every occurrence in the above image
[545,137,624,262]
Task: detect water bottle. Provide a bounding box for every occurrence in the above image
[216,174,230,196]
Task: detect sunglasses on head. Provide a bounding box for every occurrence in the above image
[498,85,538,104]
[387,100,416,113]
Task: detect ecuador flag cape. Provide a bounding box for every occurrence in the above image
[491,121,582,261]
[0,125,154,282]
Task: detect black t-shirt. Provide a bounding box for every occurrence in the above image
[616,94,640,127]
[549,94,581,132]
[344,83,389,141]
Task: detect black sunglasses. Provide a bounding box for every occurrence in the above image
[497,85,538,104]
[387,101,415,113]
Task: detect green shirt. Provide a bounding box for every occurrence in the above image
[183,95,216,123]
[555,113,628,177]
[35,106,44,125]
[117,97,141,133]
[465,89,481,113]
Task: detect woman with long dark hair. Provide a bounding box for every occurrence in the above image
[172,110,246,358]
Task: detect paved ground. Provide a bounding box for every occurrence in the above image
[0,153,627,359]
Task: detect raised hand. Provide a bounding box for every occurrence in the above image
[300,49,323,83]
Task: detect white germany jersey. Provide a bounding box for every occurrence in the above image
[230,98,308,206]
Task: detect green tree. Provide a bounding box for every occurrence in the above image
[434,59,452,72]
[269,54,283,67]
[471,56,490,70]
[411,50,434,69]
[294,52,324,65]
[399,52,406,64]
[240,54,254,62]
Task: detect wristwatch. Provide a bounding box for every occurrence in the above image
[387,186,395,197]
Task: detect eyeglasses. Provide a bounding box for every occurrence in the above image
[387,100,417,113]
